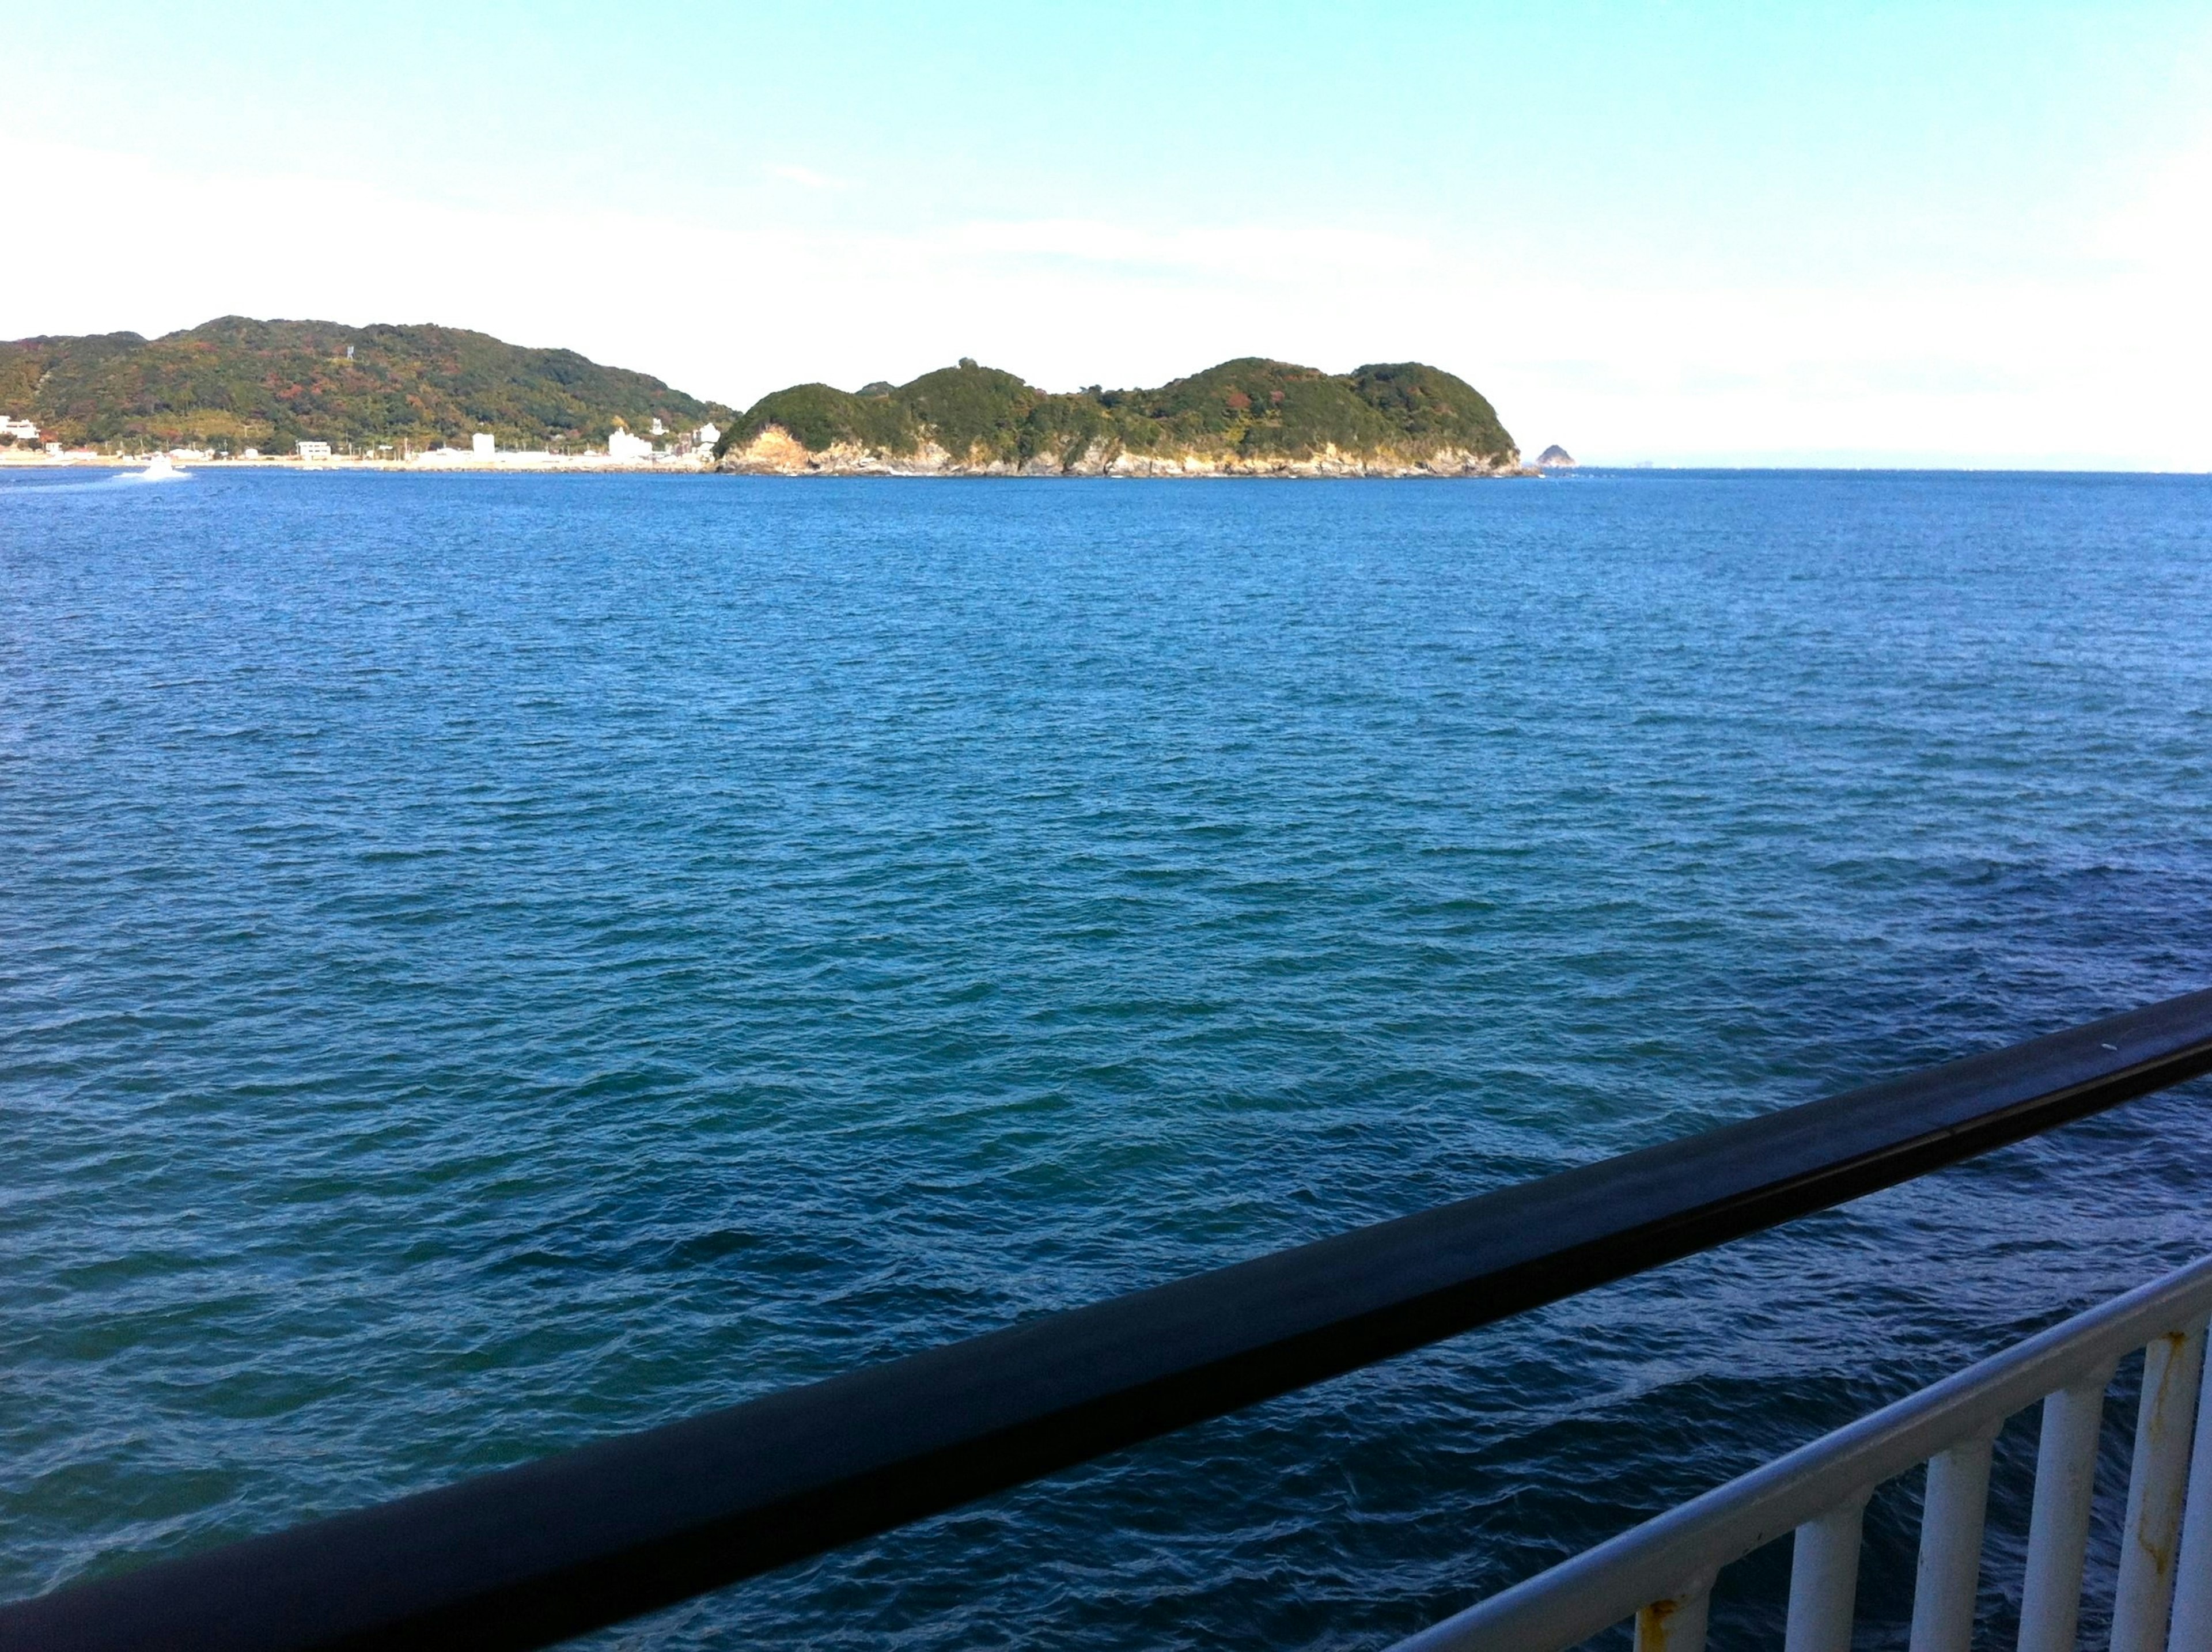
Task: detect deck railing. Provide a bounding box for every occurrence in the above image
[1392,1251,2212,1652]
[7,987,2212,1652]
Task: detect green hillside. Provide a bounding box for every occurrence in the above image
[0,317,730,452]
[720,355,1517,472]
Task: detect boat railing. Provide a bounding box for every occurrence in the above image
[1392,1251,2212,1652]
[6,988,2212,1651]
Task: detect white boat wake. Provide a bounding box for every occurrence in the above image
[116,455,191,483]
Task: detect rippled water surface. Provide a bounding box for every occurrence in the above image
[5,468,2212,1649]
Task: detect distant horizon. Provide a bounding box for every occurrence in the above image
[7,3,2208,472]
[10,311,2206,477]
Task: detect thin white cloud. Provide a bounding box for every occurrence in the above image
[762,163,852,191]
[946,218,1437,282]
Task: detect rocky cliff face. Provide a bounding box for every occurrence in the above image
[721,430,1522,478]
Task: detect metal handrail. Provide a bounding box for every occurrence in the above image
[8,988,2212,1652]
[1392,1253,2212,1652]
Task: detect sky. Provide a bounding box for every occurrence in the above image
[5,2,2209,468]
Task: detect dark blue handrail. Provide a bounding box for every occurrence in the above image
[10,988,2212,1652]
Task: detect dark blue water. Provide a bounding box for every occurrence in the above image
[4,468,2211,1650]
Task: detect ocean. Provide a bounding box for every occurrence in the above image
[3,467,2211,1649]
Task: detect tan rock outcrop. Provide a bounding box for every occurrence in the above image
[718,425,1527,479]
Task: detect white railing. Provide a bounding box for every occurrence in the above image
[1394,1255,2212,1652]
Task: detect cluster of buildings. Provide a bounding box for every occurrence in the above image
[606,418,721,461]
[2,419,66,455]
[2,414,723,468]
[2,415,63,455]
[294,421,720,467]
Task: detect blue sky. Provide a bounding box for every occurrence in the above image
[8,3,2210,465]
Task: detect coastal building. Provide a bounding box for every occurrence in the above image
[663,423,721,458]
[608,426,653,462]
[296,440,332,460]
[472,433,494,457]
[2,416,39,443]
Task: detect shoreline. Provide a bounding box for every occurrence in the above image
[1,452,1545,479]
[0,452,714,475]
[717,426,1532,479]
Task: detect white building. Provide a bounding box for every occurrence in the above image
[694,422,721,448]
[2,416,39,443]
[649,417,666,436]
[297,441,332,460]
[608,426,653,461]
[472,432,495,457]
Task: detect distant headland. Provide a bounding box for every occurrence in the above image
[2,318,1530,477]
[719,358,1522,477]
[0,317,730,465]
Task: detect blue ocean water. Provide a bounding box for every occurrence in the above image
[3,467,2211,1650]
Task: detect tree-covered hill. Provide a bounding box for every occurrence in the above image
[719,356,1518,474]
[0,317,730,452]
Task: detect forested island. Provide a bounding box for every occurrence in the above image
[719,357,1521,476]
[2,317,1526,476]
[0,317,729,453]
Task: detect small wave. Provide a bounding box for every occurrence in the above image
[0,467,191,497]
[0,473,137,498]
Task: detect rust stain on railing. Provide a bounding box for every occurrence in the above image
[1634,1586,1707,1652]
[2130,1328,2194,1583]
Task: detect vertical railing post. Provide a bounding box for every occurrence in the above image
[2016,1362,2118,1652]
[2168,1323,2212,1652]
[1908,1430,1997,1652]
[2110,1317,2208,1652]
[1635,1575,1713,1652]
[1785,1492,1869,1652]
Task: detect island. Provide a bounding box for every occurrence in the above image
[718,357,1522,476]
